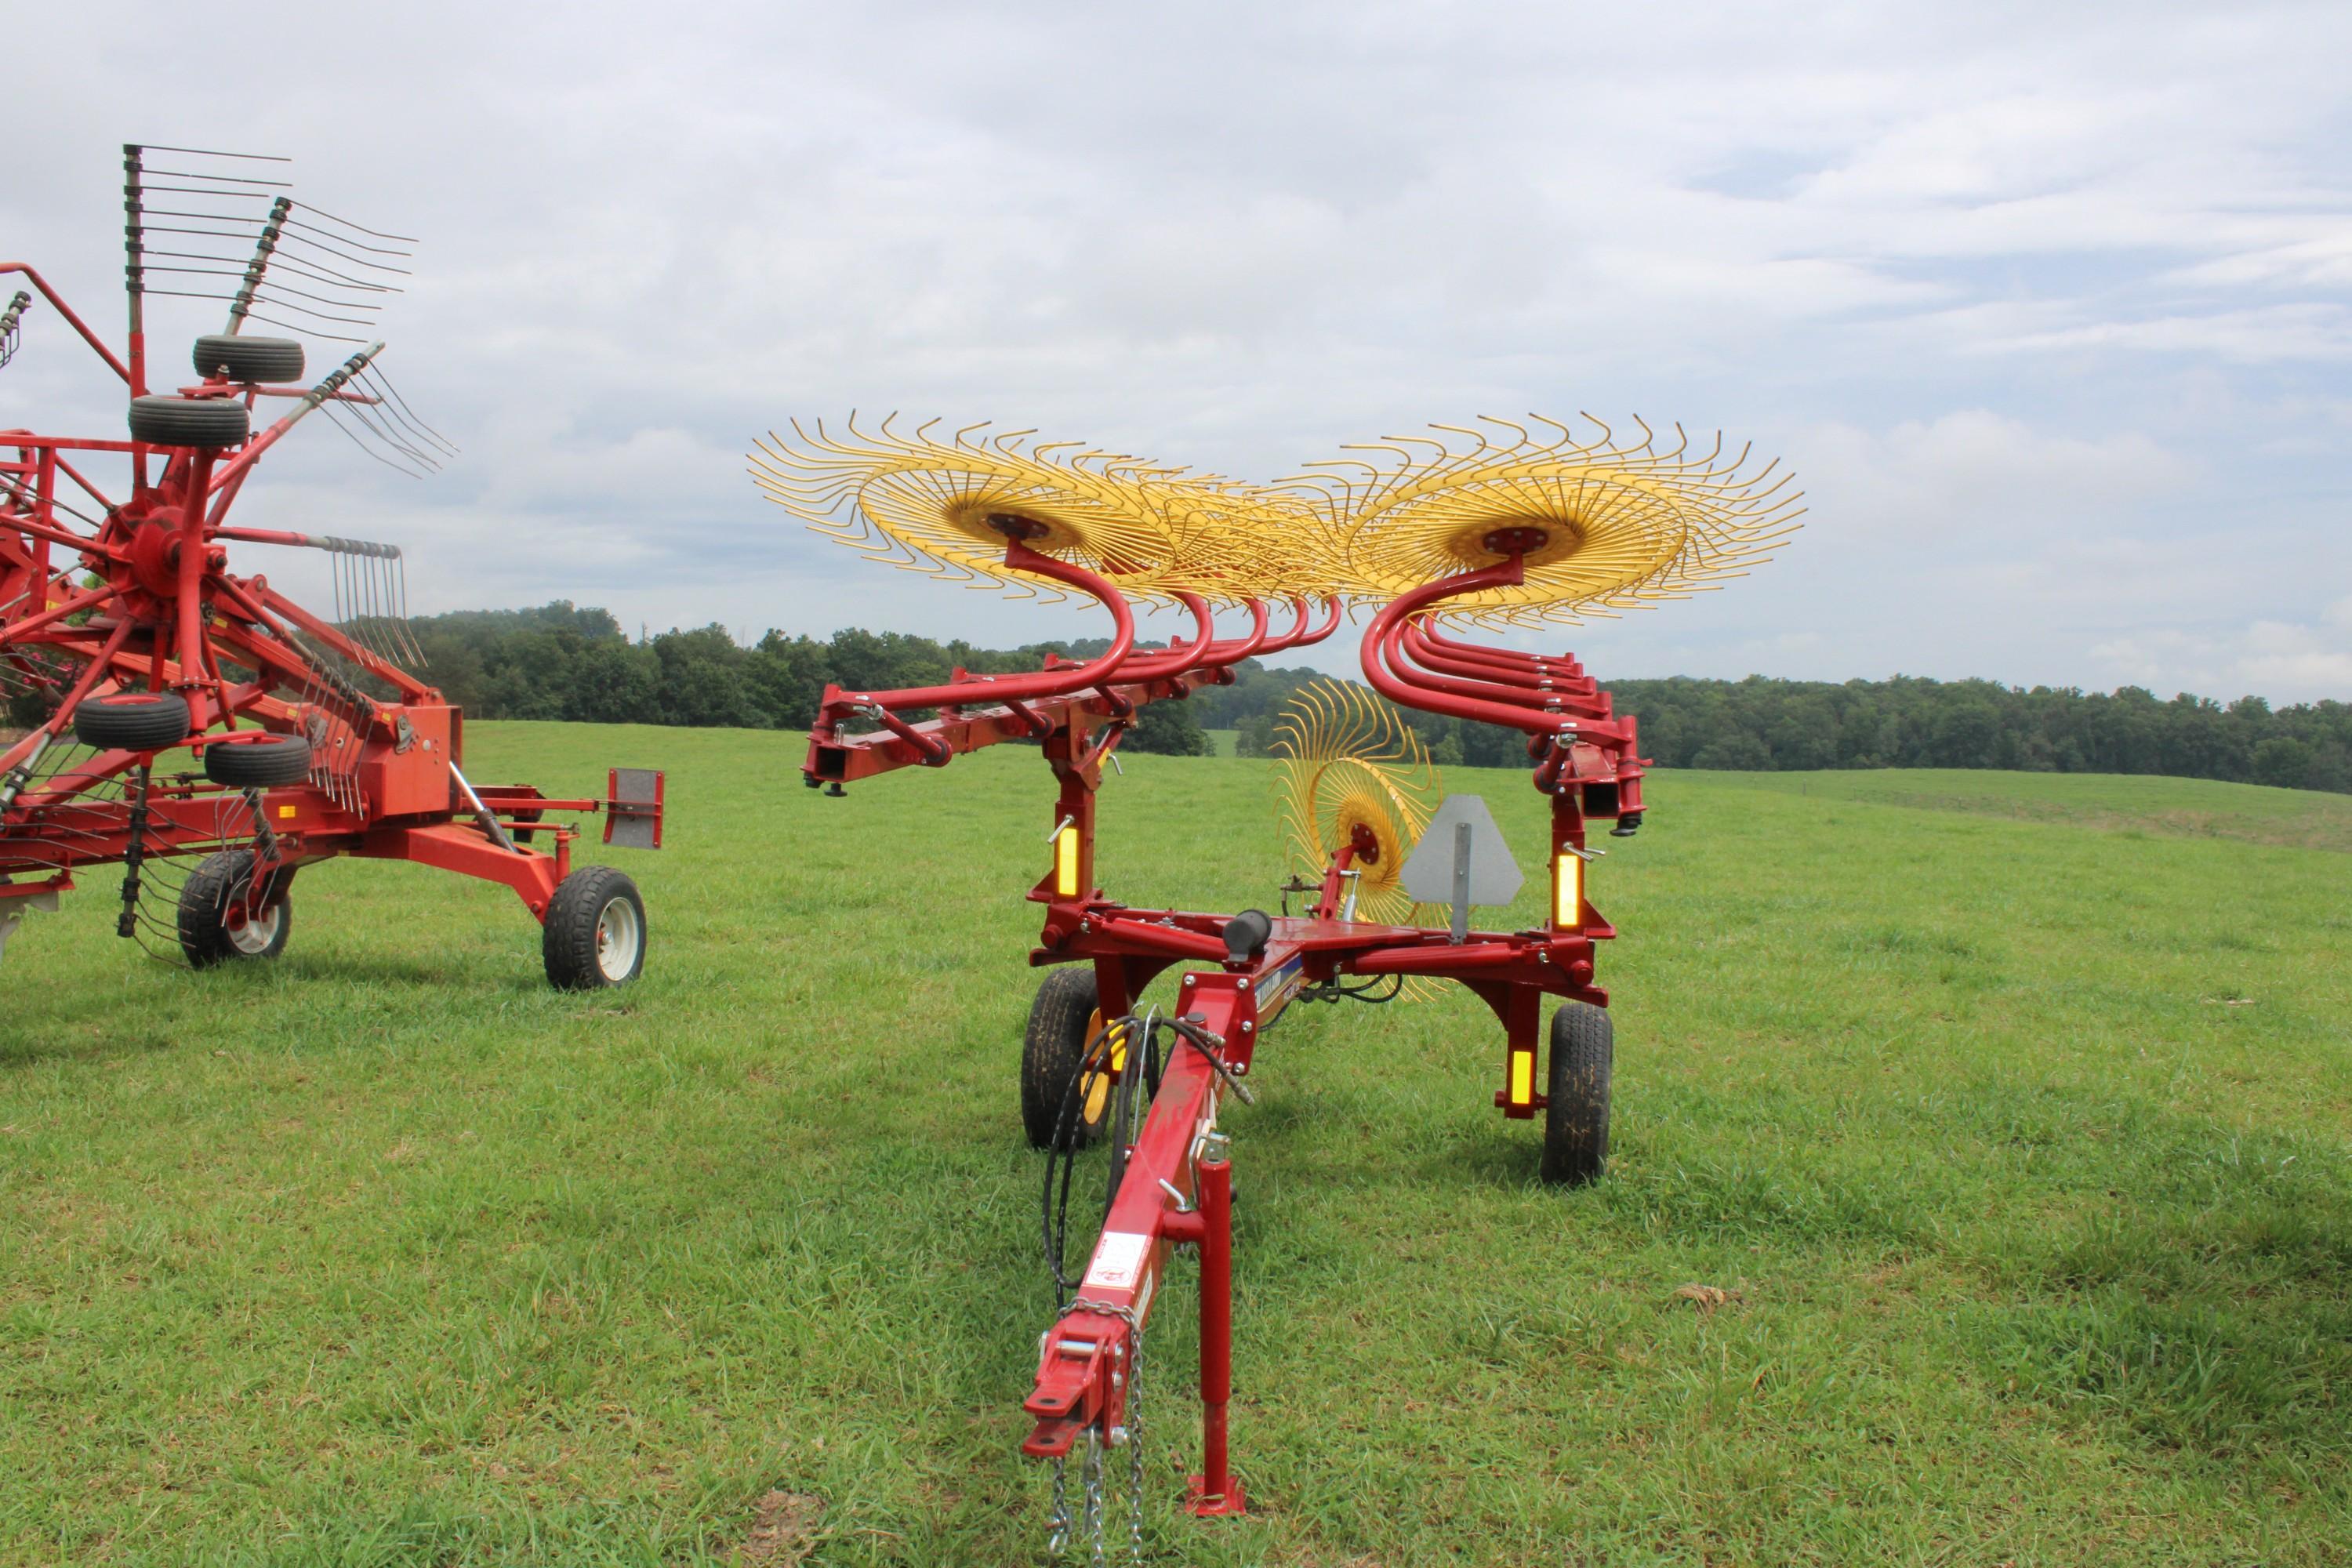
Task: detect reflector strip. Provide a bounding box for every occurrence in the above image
[1508,1049,1534,1107]
[1054,823,1080,897]
[1553,851,1581,927]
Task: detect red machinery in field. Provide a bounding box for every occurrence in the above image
[0,147,661,987]
[754,416,1797,1555]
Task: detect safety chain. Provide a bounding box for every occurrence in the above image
[1046,1450,1072,1555]
[1044,1297,1149,1563]
[1080,1429,1105,1566]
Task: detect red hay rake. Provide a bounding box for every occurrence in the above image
[0,146,662,987]
[756,416,1799,1555]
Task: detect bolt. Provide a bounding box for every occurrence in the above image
[1240,1021,1253,1033]
[1109,1425,1130,1447]
[1238,978,1251,991]
[1233,1062,1248,1076]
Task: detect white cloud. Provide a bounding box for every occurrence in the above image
[0,0,2345,701]
[2089,609,2352,703]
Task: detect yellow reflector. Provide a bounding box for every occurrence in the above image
[1553,851,1582,927]
[1054,823,1080,897]
[1508,1049,1534,1107]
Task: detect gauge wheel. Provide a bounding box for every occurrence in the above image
[1540,1001,1613,1186]
[177,848,292,967]
[1024,967,1134,1151]
[543,866,647,989]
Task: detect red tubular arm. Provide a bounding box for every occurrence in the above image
[1391,619,1614,717]
[1359,561,1554,736]
[1265,595,1341,655]
[1417,616,1577,674]
[1362,564,1636,748]
[1403,617,1594,691]
[818,539,1138,724]
[1191,597,1273,667]
[1109,593,1218,681]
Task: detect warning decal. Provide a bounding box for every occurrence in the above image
[1082,1230,1153,1293]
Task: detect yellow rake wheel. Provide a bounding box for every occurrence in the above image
[1273,680,1446,960]
[750,416,1308,608]
[1293,415,1804,626]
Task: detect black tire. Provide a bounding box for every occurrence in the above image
[191,334,305,385]
[177,848,292,967]
[72,690,192,751]
[1023,967,1112,1151]
[205,735,312,789]
[129,394,249,448]
[543,866,647,989]
[1541,1002,1613,1186]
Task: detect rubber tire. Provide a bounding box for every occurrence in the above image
[543,866,647,989]
[177,848,292,967]
[129,394,249,448]
[205,735,312,789]
[1541,1002,1613,1186]
[72,690,192,751]
[1022,967,1107,1151]
[191,334,304,385]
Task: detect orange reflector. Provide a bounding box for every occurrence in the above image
[1054,823,1080,897]
[1553,851,1582,927]
[1508,1050,1534,1107]
[278,804,296,819]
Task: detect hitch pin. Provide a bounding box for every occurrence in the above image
[1156,1178,1193,1214]
[1046,813,1075,844]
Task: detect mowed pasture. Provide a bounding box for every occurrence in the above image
[4,723,2350,1566]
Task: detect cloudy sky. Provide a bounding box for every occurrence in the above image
[5,2,2347,701]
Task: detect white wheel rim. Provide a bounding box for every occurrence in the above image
[226,901,281,956]
[593,895,641,981]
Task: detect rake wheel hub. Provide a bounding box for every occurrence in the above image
[1479,524,1552,557]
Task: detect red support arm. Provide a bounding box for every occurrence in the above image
[817,539,1138,724]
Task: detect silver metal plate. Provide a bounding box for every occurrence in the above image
[607,767,662,849]
[1400,793,1524,906]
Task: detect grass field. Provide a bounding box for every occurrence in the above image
[4,727,2349,1566]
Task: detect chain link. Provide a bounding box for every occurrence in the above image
[1127,1320,1146,1566]
[1081,1428,1105,1567]
[1046,1452,1072,1557]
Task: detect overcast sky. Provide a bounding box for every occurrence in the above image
[5,2,2347,701]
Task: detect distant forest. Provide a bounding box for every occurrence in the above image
[395,604,2352,795]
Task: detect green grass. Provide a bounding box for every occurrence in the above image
[3,729,2349,1566]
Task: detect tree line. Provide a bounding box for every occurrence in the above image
[393,603,2352,793]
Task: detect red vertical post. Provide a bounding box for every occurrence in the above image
[1187,1149,1247,1516]
[171,449,217,704]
